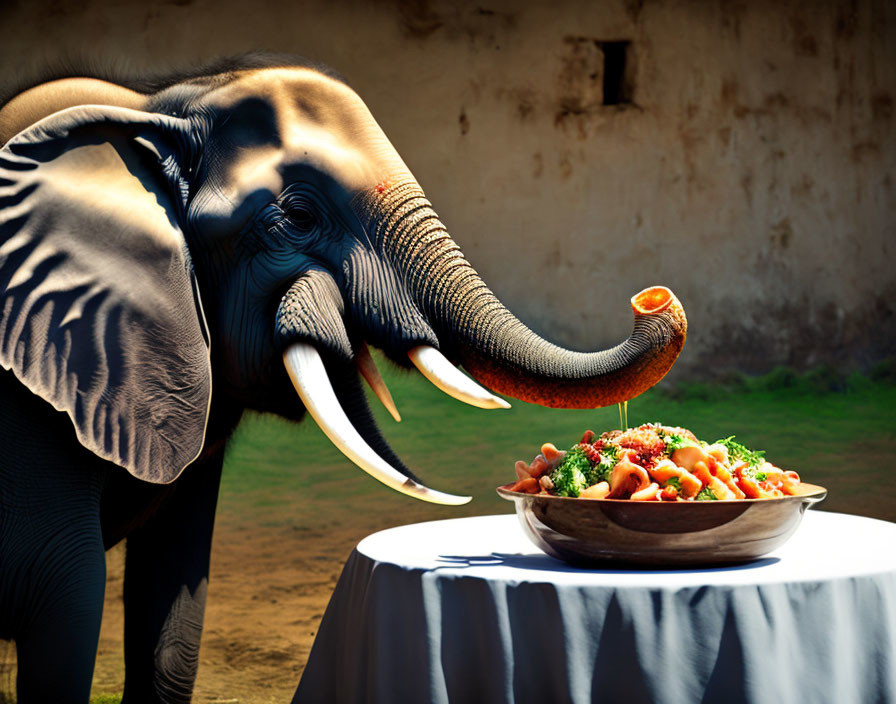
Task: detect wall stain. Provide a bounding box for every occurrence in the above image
[396,0,443,39]
[835,0,860,40]
[703,282,896,375]
[458,107,470,135]
[677,123,702,192]
[790,174,815,199]
[770,218,793,249]
[552,42,589,134]
[720,79,750,118]
[555,36,603,126]
[557,152,573,180]
[871,92,892,121]
[499,86,537,122]
[740,170,754,207]
[545,245,564,269]
[789,14,819,57]
[532,152,543,179]
[763,92,790,110]
[719,80,828,127]
[394,0,516,46]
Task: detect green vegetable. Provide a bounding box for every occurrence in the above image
[715,436,766,468]
[696,486,718,501]
[664,476,682,490]
[592,445,619,484]
[549,443,623,495]
[754,471,768,482]
[663,434,699,453]
[549,447,592,497]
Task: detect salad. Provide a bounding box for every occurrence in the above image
[507,423,801,501]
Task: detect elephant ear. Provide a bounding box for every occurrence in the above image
[0,105,212,483]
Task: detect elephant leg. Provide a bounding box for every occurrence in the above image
[0,369,109,703]
[120,450,224,704]
[14,524,106,704]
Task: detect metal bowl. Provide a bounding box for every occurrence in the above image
[496,482,827,567]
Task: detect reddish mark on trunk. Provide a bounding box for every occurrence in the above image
[375,181,390,193]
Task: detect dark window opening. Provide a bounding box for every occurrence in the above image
[597,41,632,106]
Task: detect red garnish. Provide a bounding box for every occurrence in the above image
[581,443,602,465]
[612,426,666,470]
[660,486,679,501]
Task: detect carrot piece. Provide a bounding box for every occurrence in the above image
[508,477,539,493]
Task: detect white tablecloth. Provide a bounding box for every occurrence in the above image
[294,511,896,704]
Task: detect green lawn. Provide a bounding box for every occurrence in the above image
[218,360,896,527]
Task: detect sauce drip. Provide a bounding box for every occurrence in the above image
[617,400,628,430]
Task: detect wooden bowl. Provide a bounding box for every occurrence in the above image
[496,483,827,567]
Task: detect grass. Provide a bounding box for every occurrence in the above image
[218,359,896,527]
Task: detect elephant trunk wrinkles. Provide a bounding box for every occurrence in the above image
[357,178,687,409]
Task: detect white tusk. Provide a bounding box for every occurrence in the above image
[284,343,470,506]
[408,345,511,410]
[355,341,401,422]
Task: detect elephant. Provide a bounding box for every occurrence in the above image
[0,53,686,703]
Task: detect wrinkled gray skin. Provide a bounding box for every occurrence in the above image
[0,56,685,703]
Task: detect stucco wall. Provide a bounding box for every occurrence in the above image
[1,0,893,379]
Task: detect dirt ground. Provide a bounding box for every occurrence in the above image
[91,515,362,703]
[0,495,466,704]
[0,511,370,703]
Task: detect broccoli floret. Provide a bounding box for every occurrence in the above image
[696,486,718,501]
[591,445,618,484]
[602,444,620,461]
[663,434,700,454]
[715,436,765,468]
[549,442,624,496]
[549,446,592,497]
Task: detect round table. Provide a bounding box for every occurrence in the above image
[294,511,896,704]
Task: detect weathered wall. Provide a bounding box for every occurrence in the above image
[1,0,893,379]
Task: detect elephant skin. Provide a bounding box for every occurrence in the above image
[0,54,685,703]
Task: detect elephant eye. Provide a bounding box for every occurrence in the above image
[285,205,317,232]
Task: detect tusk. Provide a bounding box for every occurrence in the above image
[355,341,401,422]
[284,343,470,506]
[408,345,511,410]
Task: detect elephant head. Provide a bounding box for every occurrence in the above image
[0,57,686,505]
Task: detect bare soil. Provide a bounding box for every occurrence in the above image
[92,515,363,704]
[0,512,373,703]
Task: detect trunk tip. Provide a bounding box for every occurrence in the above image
[631,286,675,315]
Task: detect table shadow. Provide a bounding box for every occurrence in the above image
[434,552,780,575]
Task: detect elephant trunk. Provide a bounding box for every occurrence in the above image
[359,178,687,409]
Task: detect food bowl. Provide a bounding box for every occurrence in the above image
[496,483,827,567]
